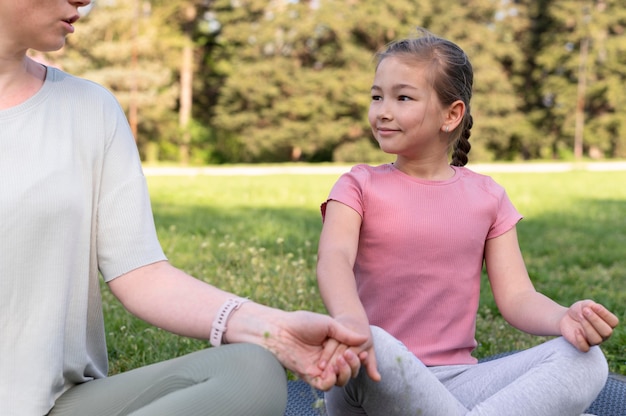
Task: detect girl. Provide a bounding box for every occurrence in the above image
[316,28,619,415]
[0,1,365,415]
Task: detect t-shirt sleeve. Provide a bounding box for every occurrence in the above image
[486,180,523,240]
[96,96,166,282]
[321,165,369,220]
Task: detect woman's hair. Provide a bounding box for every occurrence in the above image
[374,28,474,166]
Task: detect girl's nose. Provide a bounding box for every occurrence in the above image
[376,105,392,121]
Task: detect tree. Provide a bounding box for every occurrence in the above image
[44,0,191,162]
[515,0,626,159]
[41,0,626,163]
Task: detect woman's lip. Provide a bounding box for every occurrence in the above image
[62,20,76,34]
[61,15,80,34]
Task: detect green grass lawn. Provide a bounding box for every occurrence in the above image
[102,168,626,375]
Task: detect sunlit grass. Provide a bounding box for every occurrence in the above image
[102,169,626,375]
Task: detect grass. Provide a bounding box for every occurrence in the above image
[102,168,626,376]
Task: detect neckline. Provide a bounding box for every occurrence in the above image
[0,66,53,117]
[388,163,462,185]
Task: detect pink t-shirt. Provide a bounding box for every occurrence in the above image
[322,164,522,366]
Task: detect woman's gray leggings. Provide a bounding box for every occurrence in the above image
[49,343,287,416]
[325,326,608,416]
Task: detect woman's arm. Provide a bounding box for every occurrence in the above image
[107,260,367,390]
[484,226,618,351]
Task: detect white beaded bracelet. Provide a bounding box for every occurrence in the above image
[210,298,250,347]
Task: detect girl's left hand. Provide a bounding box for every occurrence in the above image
[560,300,619,352]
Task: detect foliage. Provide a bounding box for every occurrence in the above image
[42,0,626,163]
[102,168,625,376]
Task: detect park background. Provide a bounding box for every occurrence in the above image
[39,0,626,166]
[36,1,625,375]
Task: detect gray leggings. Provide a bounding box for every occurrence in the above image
[325,326,608,416]
[49,344,287,416]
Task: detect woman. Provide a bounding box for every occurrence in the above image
[0,1,366,415]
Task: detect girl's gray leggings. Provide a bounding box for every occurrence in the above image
[325,326,608,416]
[49,343,287,416]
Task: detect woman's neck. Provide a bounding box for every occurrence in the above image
[0,56,46,110]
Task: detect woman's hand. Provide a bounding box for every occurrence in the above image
[260,310,369,391]
[560,300,619,352]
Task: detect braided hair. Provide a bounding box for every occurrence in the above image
[375,28,474,166]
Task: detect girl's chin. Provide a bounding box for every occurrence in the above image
[375,142,399,155]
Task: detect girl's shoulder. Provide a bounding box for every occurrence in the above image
[340,163,396,186]
[457,166,504,187]
[456,166,510,201]
[346,163,394,178]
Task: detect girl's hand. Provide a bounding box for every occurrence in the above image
[318,326,381,384]
[560,300,619,352]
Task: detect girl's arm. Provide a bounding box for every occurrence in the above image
[317,201,368,327]
[317,200,380,381]
[484,227,618,351]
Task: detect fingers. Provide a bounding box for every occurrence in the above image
[314,348,352,390]
[308,372,336,391]
[327,320,368,347]
[574,329,591,353]
[568,301,618,351]
[362,349,381,382]
[589,303,620,329]
[332,349,352,387]
[343,349,362,379]
[581,305,615,345]
[318,338,340,370]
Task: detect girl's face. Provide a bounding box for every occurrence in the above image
[0,0,91,54]
[368,56,449,159]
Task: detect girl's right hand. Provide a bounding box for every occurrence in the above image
[319,325,381,384]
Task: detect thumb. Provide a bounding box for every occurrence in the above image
[327,320,368,347]
[362,350,381,382]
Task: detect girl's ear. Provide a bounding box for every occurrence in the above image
[443,100,465,131]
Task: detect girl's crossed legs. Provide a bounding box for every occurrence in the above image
[325,326,607,416]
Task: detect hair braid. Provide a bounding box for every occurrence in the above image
[451,113,473,167]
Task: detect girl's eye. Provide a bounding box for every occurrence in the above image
[371,95,382,101]
[398,95,412,101]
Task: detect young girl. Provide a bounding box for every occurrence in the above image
[316,29,619,415]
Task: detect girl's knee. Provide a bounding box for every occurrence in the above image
[557,339,608,379]
[582,346,609,386]
[552,340,608,404]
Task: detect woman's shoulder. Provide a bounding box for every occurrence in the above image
[46,67,120,105]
